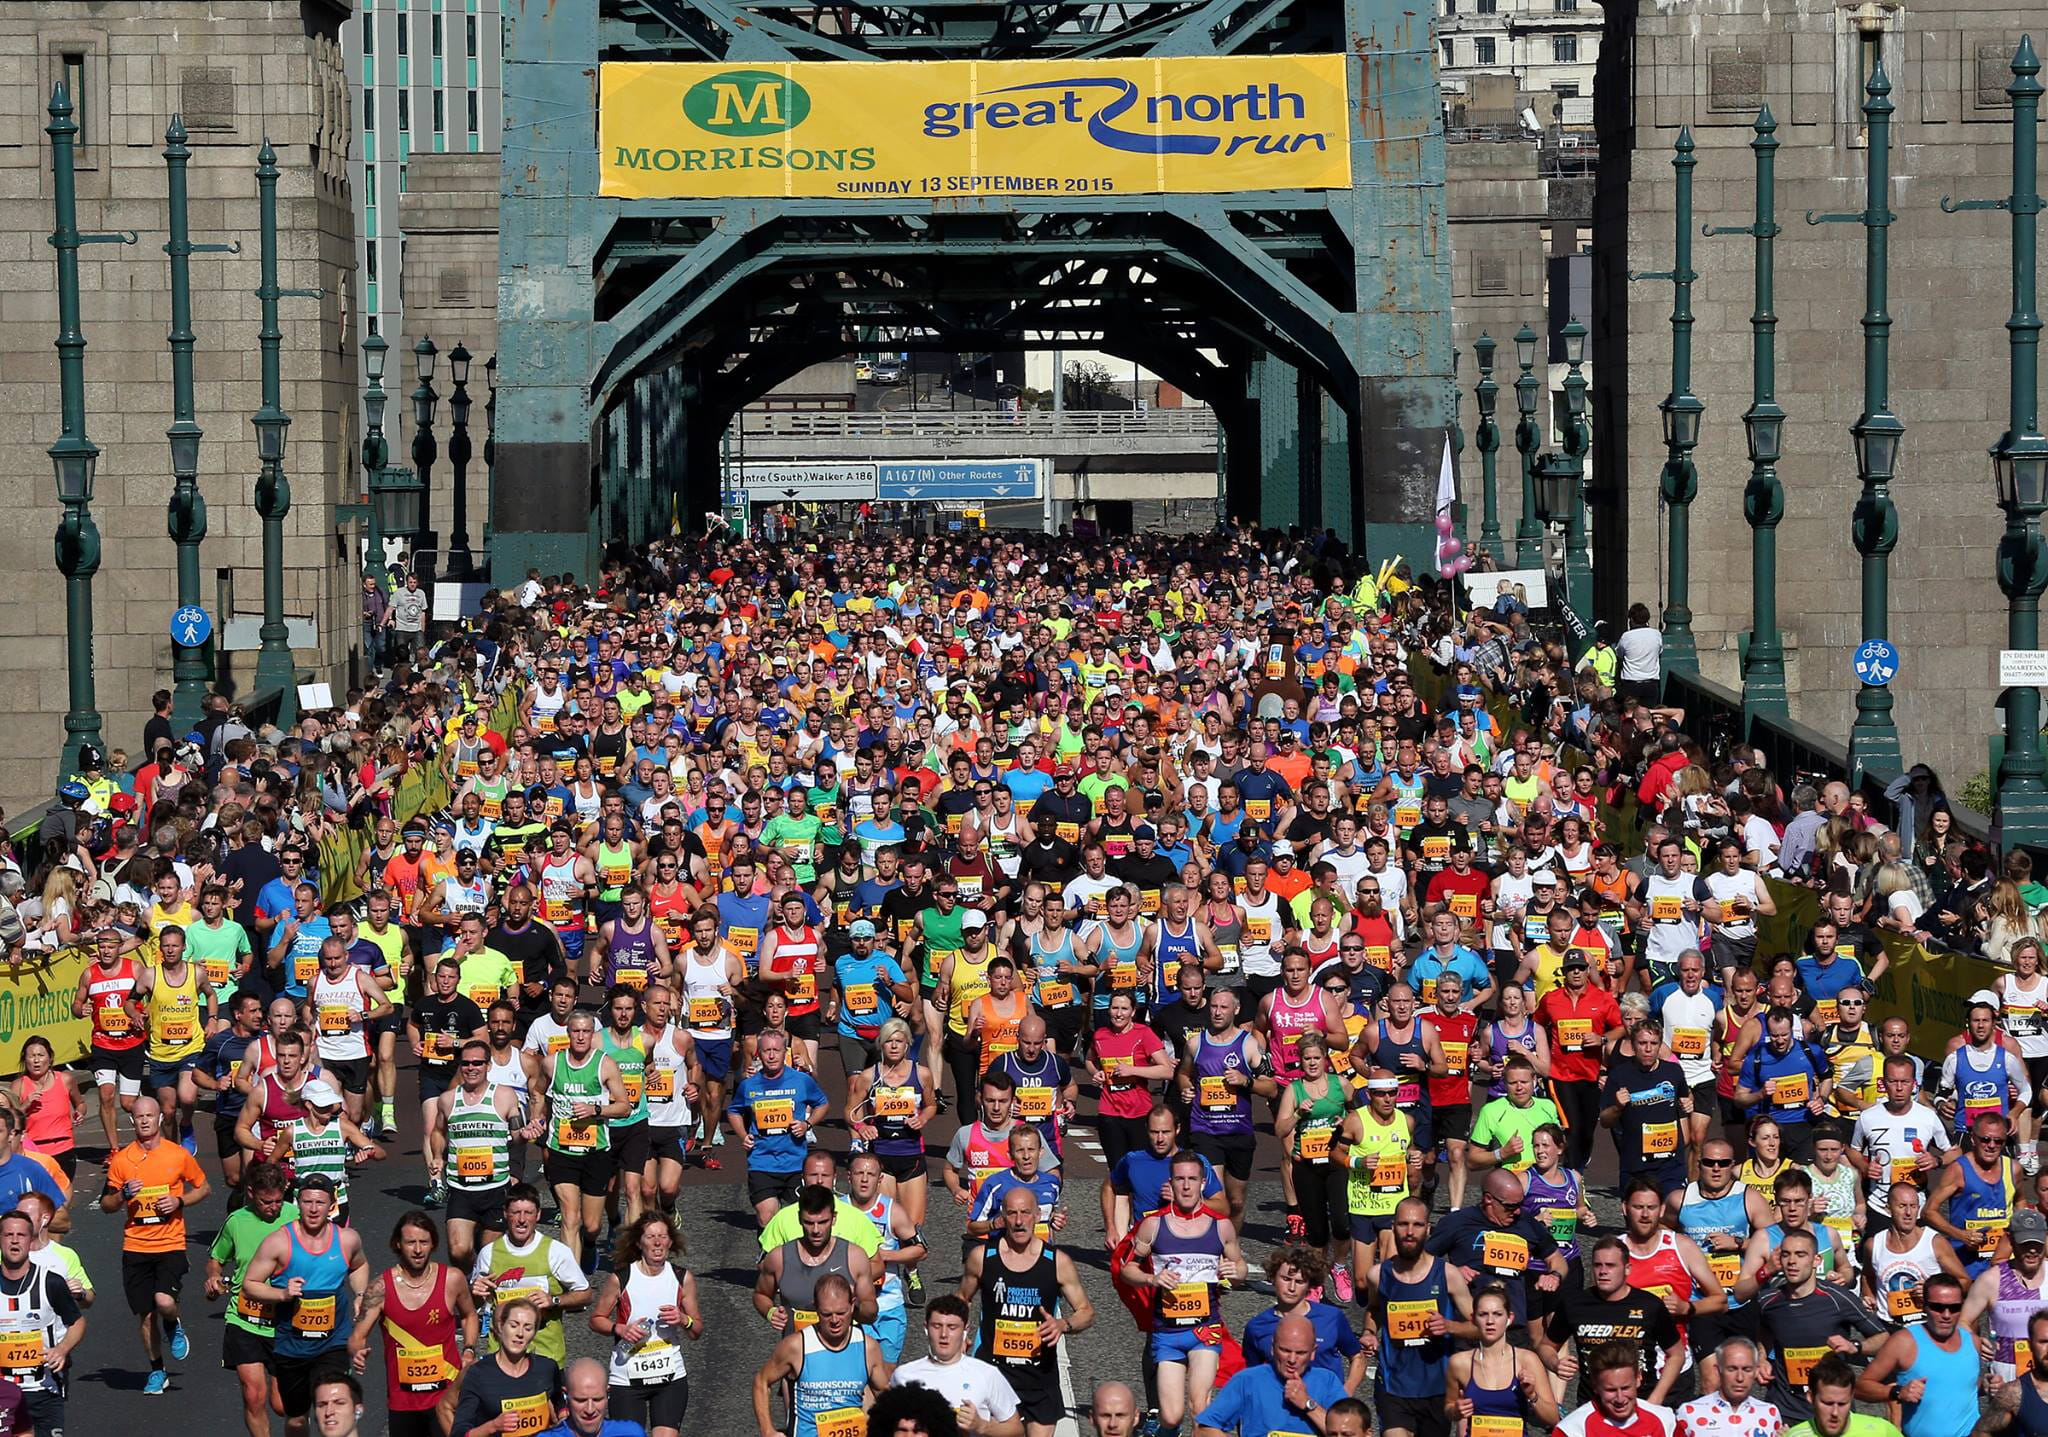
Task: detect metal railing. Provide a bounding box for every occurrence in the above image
[1661,667,1998,850]
[739,408,1219,440]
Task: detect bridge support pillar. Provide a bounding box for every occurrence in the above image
[1321,390,1353,548]
[491,0,604,585]
[1254,357,1303,531]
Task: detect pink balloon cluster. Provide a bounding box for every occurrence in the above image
[1435,512,1474,575]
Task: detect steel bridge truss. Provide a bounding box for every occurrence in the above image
[489,0,1452,579]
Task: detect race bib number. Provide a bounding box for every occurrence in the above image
[1421,836,1450,861]
[1481,1232,1530,1273]
[1199,1075,1236,1108]
[689,997,725,1029]
[1781,1345,1828,1388]
[318,1004,352,1035]
[554,1117,599,1150]
[727,926,760,957]
[844,983,878,1015]
[645,1067,676,1102]
[1642,1121,1678,1157]
[1769,1073,1811,1108]
[293,1294,337,1335]
[1542,1206,1578,1244]
[1371,1155,1409,1193]
[1811,999,1839,1027]
[1707,1251,1742,1287]
[621,1072,644,1105]
[202,957,232,988]
[295,952,319,984]
[1888,1285,1924,1320]
[1555,1018,1593,1050]
[992,1317,1041,1360]
[455,1146,494,1180]
[1651,896,1683,922]
[1111,961,1138,990]
[1297,1124,1333,1162]
[1442,1041,1468,1077]
[1244,919,1272,945]
[0,1333,43,1374]
[1671,1028,1709,1058]
[1365,944,1393,971]
[236,1289,272,1323]
[133,1184,172,1225]
[790,971,817,1004]
[1394,805,1421,830]
[1245,799,1271,823]
[99,1005,131,1035]
[500,1393,552,1437]
[1016,1086,1055,1121]
[754,1097,795,1132]
[873,1086,917,1120]
[160,1013,198,1043]
[614,966,649,990]
[396,1347,450,1390]
[1160,1283,1210,1322]
[624,1339,680,1383]
[1037,981,1075,1007]
[816,1409,866,1437]
[1386,1298,1435,1347]
[1472,1419,1522,1437]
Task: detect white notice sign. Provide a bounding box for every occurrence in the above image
[2001,649,2048,687]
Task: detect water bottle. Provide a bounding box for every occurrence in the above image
[477,1297,494,1346]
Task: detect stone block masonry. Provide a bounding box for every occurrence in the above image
[0,3,359,810]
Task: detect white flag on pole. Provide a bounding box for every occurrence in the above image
[1435,432,1457,519]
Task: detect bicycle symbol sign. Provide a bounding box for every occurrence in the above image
[1852,638,1899,687]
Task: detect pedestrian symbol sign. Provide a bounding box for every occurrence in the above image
[1853,638,1899,686]
[171,605,213,648]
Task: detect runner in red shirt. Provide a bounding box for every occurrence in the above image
[1536,952,1625,1170]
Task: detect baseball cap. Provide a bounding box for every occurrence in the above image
[2015,1209,2048,1248]
[301,1079,344,1108]
[1134,824,1157,842]
[1561,950,1591,971]
[849,919,877,940]
[1270,840,1294,859]
[961,910,989,932]
[1969,988,2003,1014]
[296,1173,339,1197]
[1531,870,1560,887]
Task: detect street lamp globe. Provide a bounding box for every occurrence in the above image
[451,387,472,427]
[1663,392,1704,450]
[1995,442,2048,511]
[1852,416,1902,479]
[415,335,437,384]
[364,331,388,385]
[1515,324,1538,372]
[1562,318,1587,366]
[449,342,471,387]
[414,388,437,430]
[168,425,201,480]
[1534,462,1568,526]
[50,439,95,505]
[253,406,288,465]
[1744,407,1784,465]
[365,387,387,433]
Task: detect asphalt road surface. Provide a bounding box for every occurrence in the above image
[59,1050,1636,1435]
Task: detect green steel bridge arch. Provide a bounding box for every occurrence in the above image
[488,0,1453,581]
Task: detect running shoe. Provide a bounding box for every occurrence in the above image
[906,1268,926,1307]
[1332,1268,1353,1304]
[711,1126,727,1147]
[143,1370,168,1396]
[179,1133,197,1156]
[167,1323,189,1361]
[1284,1212,1306,1240]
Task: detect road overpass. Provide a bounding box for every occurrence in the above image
[734,408,1222,517]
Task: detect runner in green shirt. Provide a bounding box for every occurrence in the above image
[185,885,255,1003]
[1466,1053,1563,1174]
[1780,1353,1903,1437]
[205,1163,297,1435]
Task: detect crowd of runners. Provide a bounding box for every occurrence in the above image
[1,525,2042,1437]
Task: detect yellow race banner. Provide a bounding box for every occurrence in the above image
[0,944,94,1075]
[600,55,1353,200]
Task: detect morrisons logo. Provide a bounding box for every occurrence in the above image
[683,70,811,135]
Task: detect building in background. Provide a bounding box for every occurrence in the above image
[343,0,502,431]
[1440,0,1603,133]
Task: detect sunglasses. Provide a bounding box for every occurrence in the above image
[459,1059,487,1068]
[1925,1301,1963,1313]
[1700,1158,1734,1167]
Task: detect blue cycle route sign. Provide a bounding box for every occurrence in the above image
[171,605,213,648]
[1852,638,1899,686]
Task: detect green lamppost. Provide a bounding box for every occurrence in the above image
[1709,107,1790,721]
[1646,129,1703,671]
[1951,38,2048,850]
[163,116,238,732]
[1814,64,1904,780]
[361,332,391,570]
[447,342,475,577]
[412,336,439,572]
[46,82,129,787]
[483,354,497,556]
[252,139,300,725]
[1473,334,1506,563]
[1512,324,1543,565]
[1558,320,1594,648]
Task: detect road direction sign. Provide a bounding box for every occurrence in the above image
[876,459,1042,501]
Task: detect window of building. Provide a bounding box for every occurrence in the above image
[364,166,376,206]
[1476,0,1496,15]
[1553,35,1578,62]
[1554,82,1580,97]
[466,89,479,133]
[362,86,375,133]
[1442,39,1455,67]
[366,243,378,283]
[1476,37,1496,64]
[431,14,443,57]
[399,163,407,192]
[398,90,410,130]
[362,11,375,53]
[433,90,445,134]
[466,14,478,57]
[396,14,408,55]
[61,53,87,145]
